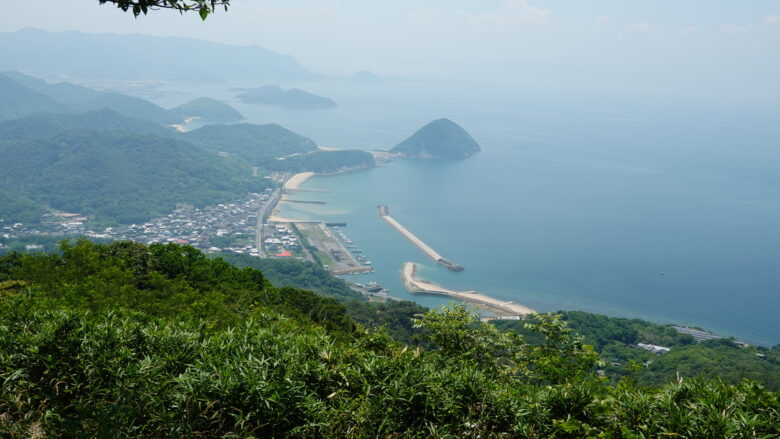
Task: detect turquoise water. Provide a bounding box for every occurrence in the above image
[156,80,780,346]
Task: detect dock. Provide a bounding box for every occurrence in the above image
[400,262,535,317]
[378,205,464,271]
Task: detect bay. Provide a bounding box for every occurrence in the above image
[155,79,780,346]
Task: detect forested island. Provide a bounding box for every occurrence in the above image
[391,118,481,159]
[235,85,337,109]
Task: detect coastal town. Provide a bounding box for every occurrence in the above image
[1,174,375,281]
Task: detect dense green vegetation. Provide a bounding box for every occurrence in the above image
[0,73,68,120]
[236,85,336,109]
[0,129,269,224]
[496,311,780,391]
[0,240,355,335]
[185,123,373,172]
[0,190,47,224]
[218,253,362,302]
[0,109,177,142]
[391,118,481,159]
[0,241,778,437]
[184,122,318,164]
[0,73,373,226]
[220,253,428,344]
[271,149,375,173]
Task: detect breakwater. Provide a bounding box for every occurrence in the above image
[401,262,535,316]
[378,205,464,271]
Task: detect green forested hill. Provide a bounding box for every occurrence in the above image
[495,311,780,391]
[170,97,245,122]
[185,123,374,171]
[0,109,176,142]
[184,122,319,163]
[0,241,777,438]
[270,149,375,173]
[218,252,363,301]
[0,130,269,224]
[3,70,103,104]
[0,73,69,120]
[71,92,180,123]
[0,109,371,224]
[3,71,177,123]
[391,118,481,159]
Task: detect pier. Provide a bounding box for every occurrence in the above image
[282,199,327,205]
[378,205,464,271]
[400,262,535,316]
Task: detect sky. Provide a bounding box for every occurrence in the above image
[3,1,780,101]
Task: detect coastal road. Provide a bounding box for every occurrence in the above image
[255,188,281,258]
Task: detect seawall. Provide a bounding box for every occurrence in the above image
[379,205,464,271]
[400,262,535,316]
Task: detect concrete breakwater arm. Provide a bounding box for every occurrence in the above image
[401,262,536,317]
[379,205,464,271]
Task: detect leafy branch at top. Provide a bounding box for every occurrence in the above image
[98,0,230,20]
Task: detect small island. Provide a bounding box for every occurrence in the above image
[235,85,336,109]
[390,118,481,159]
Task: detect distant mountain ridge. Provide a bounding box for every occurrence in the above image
[0,71,242,124]
[0,28,319,82]
[0,74,69,120]
[390,118,481,159]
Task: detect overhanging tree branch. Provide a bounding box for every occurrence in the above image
[98,0,230,20]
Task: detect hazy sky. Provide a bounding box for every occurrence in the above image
[4,1,780,101]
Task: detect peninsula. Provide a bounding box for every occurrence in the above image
[401,262,536,317]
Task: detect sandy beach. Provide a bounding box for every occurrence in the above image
[284,172,315,191]
[401,262,536,317]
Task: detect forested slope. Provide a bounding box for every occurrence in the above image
[0,241,777,438]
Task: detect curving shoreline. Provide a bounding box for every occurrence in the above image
[400,262,536,317]
[283,171,315,191]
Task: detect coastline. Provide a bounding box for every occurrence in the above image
[400,262,536,317]
[283,171,315,192]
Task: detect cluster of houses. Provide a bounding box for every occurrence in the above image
[2,191,276,258]
[114,192,272,254]
[1,213,88,238]
[263,224,299,256]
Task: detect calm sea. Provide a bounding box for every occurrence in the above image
[155,79,780,346]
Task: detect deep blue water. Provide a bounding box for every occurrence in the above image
[156,79,780,346]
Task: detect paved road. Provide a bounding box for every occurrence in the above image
[255,188,281,258]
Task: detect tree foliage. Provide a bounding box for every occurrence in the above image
[0,242,778,437]
[98,0,229,20]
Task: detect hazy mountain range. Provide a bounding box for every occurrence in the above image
[0,28,320,82]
